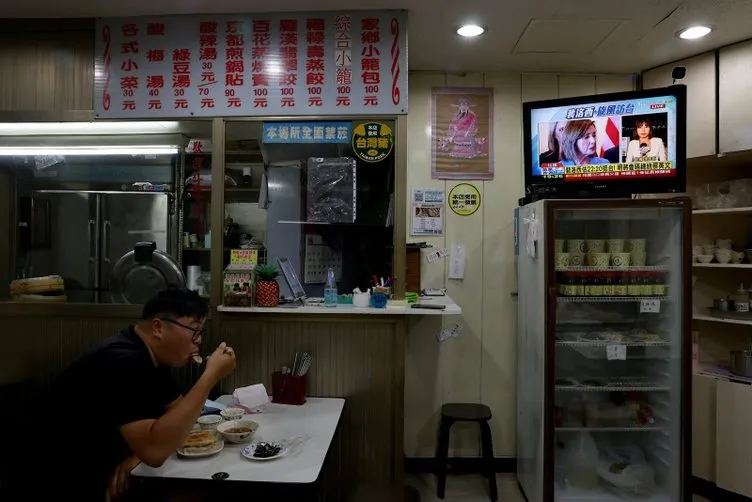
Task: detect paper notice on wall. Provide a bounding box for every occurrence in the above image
[448,244,466,279]
[437,322,463,342]
[411,188,445,236]
[426,247,449,263]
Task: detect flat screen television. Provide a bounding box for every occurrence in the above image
[522,85,687,200]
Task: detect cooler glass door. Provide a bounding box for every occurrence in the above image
[549,201,688,502]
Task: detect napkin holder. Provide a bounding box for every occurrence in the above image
[271,371,307,406]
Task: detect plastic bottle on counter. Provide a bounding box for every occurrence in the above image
[324,267,338,307]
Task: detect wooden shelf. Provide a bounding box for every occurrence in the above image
[693,314,752,326]
[693,263,752,268]
[693,206,752,215]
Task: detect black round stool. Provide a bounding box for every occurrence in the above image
[434,403,497,501]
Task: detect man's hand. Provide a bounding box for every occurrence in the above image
[105,454,141,501]
[204,342,236,382]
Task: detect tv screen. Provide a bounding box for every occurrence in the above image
[523,85,686,198]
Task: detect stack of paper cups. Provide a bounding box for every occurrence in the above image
[186,265,201,292]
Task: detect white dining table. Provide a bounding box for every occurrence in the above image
[132,397,345,484]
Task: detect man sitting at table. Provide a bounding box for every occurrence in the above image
[20,289,237,502]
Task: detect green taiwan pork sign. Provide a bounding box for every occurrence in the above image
[351,122,394,163]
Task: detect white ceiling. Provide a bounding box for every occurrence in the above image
[1,0,751,73]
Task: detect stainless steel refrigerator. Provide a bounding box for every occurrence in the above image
[515,198,691,502]
[30,191,173,302]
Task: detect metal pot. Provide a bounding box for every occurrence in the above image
[713,298,730,312]
[730,350,752,377]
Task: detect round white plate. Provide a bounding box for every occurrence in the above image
[241,442,288,461]
[177,439,224,458]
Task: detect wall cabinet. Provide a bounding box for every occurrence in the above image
[692,373,716,482]
[715,378,752,497]
[642,53,716,158]
[719,41,752,154]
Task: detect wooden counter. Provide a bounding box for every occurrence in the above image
[0,301,142,317]
[0,304,408,494]
[218,295,462,315]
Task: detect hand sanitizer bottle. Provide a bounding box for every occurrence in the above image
[324,267,338,307]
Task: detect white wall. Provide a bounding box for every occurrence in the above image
[403,72,636,458]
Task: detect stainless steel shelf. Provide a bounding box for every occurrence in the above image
[555,426,663,432]
[557,296,668,303]
[557,266,669,272]
[556,385,670,392]
[556,340,670,348]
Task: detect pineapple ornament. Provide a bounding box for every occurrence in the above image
[254,264,280,307]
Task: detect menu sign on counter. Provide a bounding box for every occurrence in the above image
[95,11,408,119]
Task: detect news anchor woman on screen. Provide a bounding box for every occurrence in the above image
[625,118,666,162]
[559,119,609,166]
[539,121,565,164]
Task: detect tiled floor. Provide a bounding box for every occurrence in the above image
[406,473,524,502]
[406,473,712,501]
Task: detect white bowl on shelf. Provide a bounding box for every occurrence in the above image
[697,254,714,264]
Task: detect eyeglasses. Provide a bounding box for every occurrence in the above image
[160,318,205,344]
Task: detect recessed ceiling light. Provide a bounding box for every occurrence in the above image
[677,25,712,40]
[456,24,486,38]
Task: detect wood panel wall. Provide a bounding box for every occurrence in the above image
[0,311,405,493]
[0,19,94,113]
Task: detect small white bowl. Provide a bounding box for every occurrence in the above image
[697,254,714,264]
[196,414,222,430]
[217,418,259,443]
[220,407,245,420]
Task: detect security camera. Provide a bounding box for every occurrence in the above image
[672,66,686,84]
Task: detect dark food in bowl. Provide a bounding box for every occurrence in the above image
[227,427,252,434]
[253,442,282,458]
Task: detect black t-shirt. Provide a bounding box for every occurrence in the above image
[26,327,181,501]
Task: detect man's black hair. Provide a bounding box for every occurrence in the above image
[141,288,208,320]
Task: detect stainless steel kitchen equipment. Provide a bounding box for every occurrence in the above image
[30,190,174,302]
[20,136,183,302]
[109,241,185,304]
[730,349,752,377]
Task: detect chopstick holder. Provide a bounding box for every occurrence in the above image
[271,371,307,405]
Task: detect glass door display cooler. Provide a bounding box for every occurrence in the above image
[516,198,691,502]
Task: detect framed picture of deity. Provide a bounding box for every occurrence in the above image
[431,87,495,180]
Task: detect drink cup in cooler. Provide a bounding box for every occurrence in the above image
[630,252,647,266]
[611,253,631,268]
[569,253,585,267]
[587,253,610,267]
[627,238,646,253]
[586,240,606,253]
[568,239,586,253]
[606,239,625,253]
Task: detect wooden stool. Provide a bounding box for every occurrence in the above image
[435,403,497,501]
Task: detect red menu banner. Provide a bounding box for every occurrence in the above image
[95,11,407,118]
